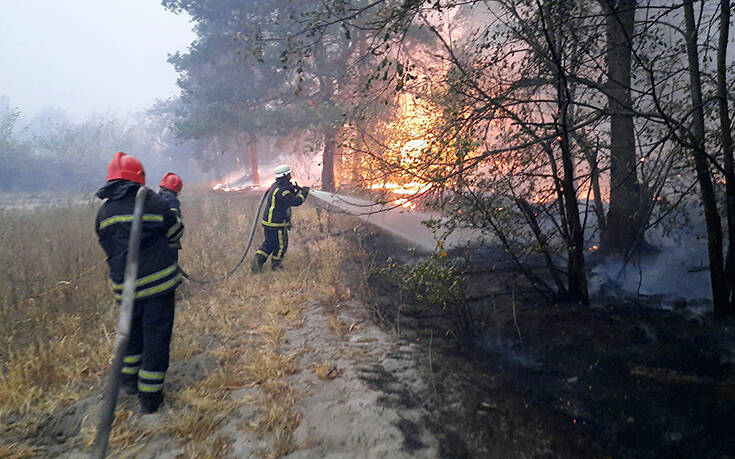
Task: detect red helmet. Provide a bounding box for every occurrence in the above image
[159,172,183,194]
[106,152,145,185]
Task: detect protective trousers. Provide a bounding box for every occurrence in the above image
[120,291,175,408]
[256,227,289,269]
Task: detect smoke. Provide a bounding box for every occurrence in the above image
[587,204,714,304]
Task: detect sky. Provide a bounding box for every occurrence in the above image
[0,0,195,119]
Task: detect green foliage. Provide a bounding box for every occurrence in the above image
[162,0,355,140]
[382,252,466,309]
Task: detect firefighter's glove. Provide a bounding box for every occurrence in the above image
[301,186,310,198]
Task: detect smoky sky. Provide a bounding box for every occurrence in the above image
[0,0,194,119]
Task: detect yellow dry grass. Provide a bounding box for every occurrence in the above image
[0,200,115,444]
[0,189,359,458]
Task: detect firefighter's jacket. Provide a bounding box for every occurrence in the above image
[159,188,182,250]
[261,179,307,228]
[95,180,184,301]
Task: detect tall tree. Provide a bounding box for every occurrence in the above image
[162,0,296,181]
[683,0,728,317]
[715,0,735,313]
[600,0,644,252]
[163,0,369,189]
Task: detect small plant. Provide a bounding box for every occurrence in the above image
[382,251,478,335]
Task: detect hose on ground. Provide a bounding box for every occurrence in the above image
[179,184,273,283]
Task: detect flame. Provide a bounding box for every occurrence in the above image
[210,167,263,192]
[369,181,432,209]
[369,182,431,195]
[211,181,263,192]
[394,198,414,209]
[362,95,442,210]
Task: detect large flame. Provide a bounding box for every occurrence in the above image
[211,182,260,192]
[367,95,441,209]
[211,168,262,192]
[211,95,443,206]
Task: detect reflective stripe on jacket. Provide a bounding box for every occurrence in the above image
[261,179,306,227]
[95,181,183,301]
[159,188,183,249]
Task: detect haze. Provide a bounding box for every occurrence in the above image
[0,0,194,119]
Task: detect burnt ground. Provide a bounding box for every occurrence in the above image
[327,209,735,458]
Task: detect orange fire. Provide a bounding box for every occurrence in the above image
[369,181,432,209]
[212,182,263,192]
[364,94,443,209]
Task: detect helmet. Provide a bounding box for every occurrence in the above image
[274,164,291,179]
[106,152,145,185]
[159,172,183,194]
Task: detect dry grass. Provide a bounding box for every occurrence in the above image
[163,192,353,456]
[0,189,360,457]
[0,199,114,446]
[0,443,39,458]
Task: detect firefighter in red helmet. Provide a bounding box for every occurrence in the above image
[158,173,184,258]
[95,152,184,414]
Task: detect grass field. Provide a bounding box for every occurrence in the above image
[0,188,359,457]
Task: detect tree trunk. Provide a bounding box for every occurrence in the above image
[589,150,607,237]
[334,140,343,188]
[322,128,337,192]
[538,0,588,303]
[248,135,259,186]
[717,0,735,314]
[350,148,361,185]
[574,127,607,236]
[560,125,589,304]
[601,0,643,252]
[684,0,729,318]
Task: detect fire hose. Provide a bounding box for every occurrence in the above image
[178,183,274,283]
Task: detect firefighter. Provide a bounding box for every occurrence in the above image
[251,164,309,272]
[158,172,184,259]
[95,152,184,414]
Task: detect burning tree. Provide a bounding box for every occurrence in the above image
[318,1,611,302]
[283,0,735,313]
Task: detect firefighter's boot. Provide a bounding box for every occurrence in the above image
[139,391,164,414]
[251,253,267,273]
[271,259,284,271]
[120,373,138,395]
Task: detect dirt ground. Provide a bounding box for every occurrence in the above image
[334,209,735,458]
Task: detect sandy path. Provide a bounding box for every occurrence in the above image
[282,300,439,458]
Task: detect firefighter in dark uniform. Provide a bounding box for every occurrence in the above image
[251,164,309,271]
[158,172,184,260]
[95,152,184,414]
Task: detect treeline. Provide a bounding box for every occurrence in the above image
[0,99,203,193]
